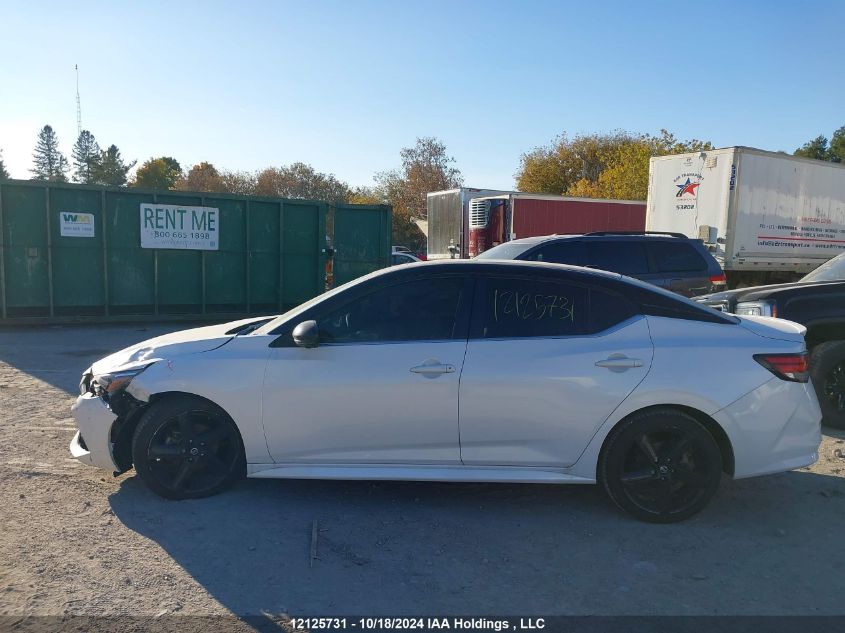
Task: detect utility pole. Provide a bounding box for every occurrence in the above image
[75,64,82,136]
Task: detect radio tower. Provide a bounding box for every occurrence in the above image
[75,64,82,136]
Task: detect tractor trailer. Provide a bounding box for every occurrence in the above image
[466,193,646,257]
[646,146,845,287]
[426,189,647,259]
[426,187,510,259]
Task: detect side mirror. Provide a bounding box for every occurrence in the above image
[292,320,320,348]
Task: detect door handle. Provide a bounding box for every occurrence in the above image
[595,356,643,371]
[410,363,455,375]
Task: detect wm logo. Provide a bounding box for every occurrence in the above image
[62,213,93,223]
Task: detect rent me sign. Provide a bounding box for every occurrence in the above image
[139,204,219,250]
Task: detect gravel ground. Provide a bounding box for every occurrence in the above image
[0,323,844,618]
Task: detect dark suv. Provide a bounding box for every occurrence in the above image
[476,232,725,297]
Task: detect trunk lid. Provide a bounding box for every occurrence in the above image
[737,315,806,344]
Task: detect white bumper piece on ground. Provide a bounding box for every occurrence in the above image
[70,393,119,472]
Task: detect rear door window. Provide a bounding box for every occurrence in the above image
[472,277,588,339]
[647,242,708,273]
[471,276,643,339]
[584,241,650,275]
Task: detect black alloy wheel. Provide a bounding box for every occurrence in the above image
[132,396,245,499]
[823,362,845,414]
[809,341,845,429]
[600,408,722,523]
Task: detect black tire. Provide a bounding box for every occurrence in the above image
[131,395,246,500]
[599,408,722,523]
[809,341,845,430]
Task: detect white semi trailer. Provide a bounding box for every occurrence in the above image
[646,146,845,286]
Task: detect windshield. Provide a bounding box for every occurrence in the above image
[802,253,845,282]
[475,242,536,260]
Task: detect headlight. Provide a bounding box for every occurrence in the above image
[735,301,776,317]
[91,364,153,396]
[79,370,93,395]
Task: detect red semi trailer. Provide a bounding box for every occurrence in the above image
[467,193,647,257]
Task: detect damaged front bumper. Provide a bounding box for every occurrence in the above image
[70,393,120,472]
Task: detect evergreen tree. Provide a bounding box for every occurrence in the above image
[0,150,9,180]
[91,145,136,186]
[793,135,829,161]
[827,126,845,164]
[71,130,101,183]
[31,125,69,181]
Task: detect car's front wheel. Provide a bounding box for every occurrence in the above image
[599,408,722,523]
[131,395,245,500]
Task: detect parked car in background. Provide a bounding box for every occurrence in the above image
[695,251,845,429]
[393,245,425,261]
[477,232,726,297]
[391,251,422,266]
[71,260,820,522]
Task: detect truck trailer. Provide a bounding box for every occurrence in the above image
[466,193,647,257]
[646,146,845,287]
[426,187,510,259]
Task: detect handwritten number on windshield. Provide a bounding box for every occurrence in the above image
[493,289,576,322]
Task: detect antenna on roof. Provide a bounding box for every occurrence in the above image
[75,64,82,136]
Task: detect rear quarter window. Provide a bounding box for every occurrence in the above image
[585,241,649,275]
[589,288,640,332]
[647,241,708,273]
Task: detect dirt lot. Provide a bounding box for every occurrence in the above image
[1,323,844,618]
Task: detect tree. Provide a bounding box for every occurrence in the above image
[132,157,182,189]
[567,139,654,200]
[794,135,829,161]
[374,137,463,250]
[31,125,69,181]
[254,162,350,202]
[517,129,713,201]
[219,170,257,196]
[0,150,9,180]
[826,126,844,163]
[71,130,101,183]
[793,127,845,163]
[516,132,623,195]
[348,186,383,205]
[90,144,136,186]
[176,162,227,192]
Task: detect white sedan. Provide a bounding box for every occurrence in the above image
[70,260,821,522]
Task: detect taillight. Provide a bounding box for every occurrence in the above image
[710,273,727,286]
[753,352,809,383]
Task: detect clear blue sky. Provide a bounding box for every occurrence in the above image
[1,0,843,189]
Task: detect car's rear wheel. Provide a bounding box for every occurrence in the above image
[599,408,722,523]
[809,341,845,430]
[131,395,245,500]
